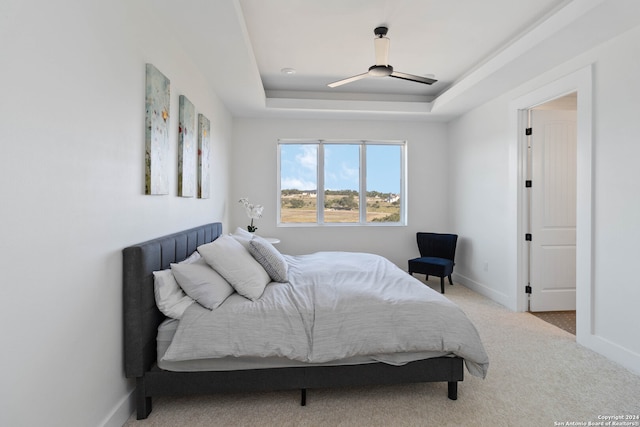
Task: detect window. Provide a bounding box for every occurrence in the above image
[278,140,406,226]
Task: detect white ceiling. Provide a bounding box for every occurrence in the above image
[154,0,640,121]
[240,0,567,99]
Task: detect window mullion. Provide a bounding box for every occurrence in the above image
[360,143,367,224]
[317,142,325,224]
[276,143,282,225]
[401,142,407,224]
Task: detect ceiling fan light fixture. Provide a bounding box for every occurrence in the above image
[327,26,438,88]
[374,36,390,65]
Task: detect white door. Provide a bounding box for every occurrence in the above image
[529,109,577,312]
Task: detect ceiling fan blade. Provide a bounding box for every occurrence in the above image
[390,71,437,85]
[327,72,369,88]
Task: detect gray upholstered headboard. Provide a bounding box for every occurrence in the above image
[122,222,223,378]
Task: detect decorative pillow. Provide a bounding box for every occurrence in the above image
[229,226,253,250]
[198,235,270,301]
[153,250,201,319]
[170,258,235,310]
[248,235,288,283]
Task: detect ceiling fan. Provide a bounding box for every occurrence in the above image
[328,26,437,88]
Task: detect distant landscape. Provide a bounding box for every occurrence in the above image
[281,189,400,223]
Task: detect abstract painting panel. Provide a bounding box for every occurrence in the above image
[197,114,211,199]
[178,95,196,197]
[145,64,170,195]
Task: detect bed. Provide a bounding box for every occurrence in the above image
[123,222,488,420]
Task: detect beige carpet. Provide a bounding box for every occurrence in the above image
[124,279,640,426]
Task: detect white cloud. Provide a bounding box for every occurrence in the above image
[340,163,358,180]
[281,177,316,191]
[280,144,318,190]
[296,145,317,171]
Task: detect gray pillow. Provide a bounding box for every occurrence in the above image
[248,235,288,283]
[170,259,234,309]
[198,236,270,301]
[230,227,253,250]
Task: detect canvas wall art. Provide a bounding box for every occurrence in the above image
[145,64,170,195]
[178,95,196,197]
[197,114,211,199]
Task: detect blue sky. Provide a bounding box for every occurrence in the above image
[280,143,401,194]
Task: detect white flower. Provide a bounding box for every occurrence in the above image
[239,198,263,231]
[247,204,263,219]
[239,197,263,219]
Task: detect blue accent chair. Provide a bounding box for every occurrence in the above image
[408,233,458,294]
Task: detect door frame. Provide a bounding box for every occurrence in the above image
[509,65,593,342]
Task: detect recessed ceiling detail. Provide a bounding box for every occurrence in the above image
[239,0,570,102]
[152,0,640,120]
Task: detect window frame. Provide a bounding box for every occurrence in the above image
[277,139,407,227]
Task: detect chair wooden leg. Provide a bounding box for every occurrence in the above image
[448,275,454,286]
[440,277,445,294]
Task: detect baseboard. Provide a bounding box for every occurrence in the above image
[452,272,512,309]
[100,389,135,427]
[579,333,640,376]
[452,274,640,377]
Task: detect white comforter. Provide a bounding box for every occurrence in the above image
[162,252,489,378]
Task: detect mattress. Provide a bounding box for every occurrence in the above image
[157,318,451,372]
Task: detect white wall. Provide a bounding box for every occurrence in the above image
[231,118,449,268]
[447,99,513,305]
[448,24,640,373]
[0,1,231,426]
[2,2,638,425]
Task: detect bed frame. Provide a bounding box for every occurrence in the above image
[123,222,464,420]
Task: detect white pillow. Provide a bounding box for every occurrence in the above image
[170,258,235,309]
[198,235,270,301]
[229,227,253,250]
[248,235,288,282]
[153,270,194,319]
[153,250,201,319]
[183,250,202,264]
